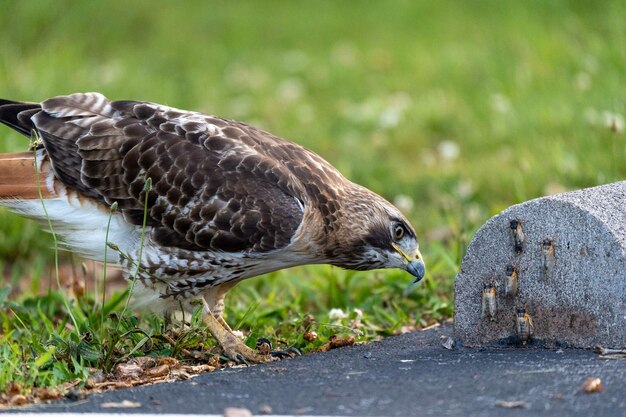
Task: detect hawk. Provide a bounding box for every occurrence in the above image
[0,93,425,363]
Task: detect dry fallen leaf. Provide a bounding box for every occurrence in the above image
[157,356,179,366]
[421,322,441,331]
[8,395,28,406]
[0,353,218,407]
[31,387,62,402]
[71,274,86,298]
[143,364,170,378]
[302,314,315,327]
[395,325,417,334]
[133,356,159,368]
[114,362,144,380]
[101,400,142,408]
[319,335,355,352]
[181,364,216,374]
[495,400,527,409]
[440,335,454,349]
[580,377,603,394]
[303,329,318,342]
[223,407,253,417]
[6,382,22,397]
[85,369,106,388]
[88,359,217,392]
[92,381,134,390]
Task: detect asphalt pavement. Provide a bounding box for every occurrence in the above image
[6,324,626,416]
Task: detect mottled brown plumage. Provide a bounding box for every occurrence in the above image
[0,93,425,362]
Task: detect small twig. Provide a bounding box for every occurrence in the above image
[595,345,626,355]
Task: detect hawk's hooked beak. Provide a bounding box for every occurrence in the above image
[392,243,426,283]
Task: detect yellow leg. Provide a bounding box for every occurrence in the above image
[196,284,287,364]
[202,312,271,363]
[216,315,234,332]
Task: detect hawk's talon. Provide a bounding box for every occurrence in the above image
[255,338,301,359]
[270,349,296,359]
[256,338,273,355]
[234,354,249,366]
[285,346,302,356]
[270,346,301,359]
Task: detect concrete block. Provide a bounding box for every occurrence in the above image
[454,181,626,348]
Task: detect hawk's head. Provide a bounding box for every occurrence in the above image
[325,185,425,283]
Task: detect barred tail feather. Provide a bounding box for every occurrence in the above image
[0,99,40,137]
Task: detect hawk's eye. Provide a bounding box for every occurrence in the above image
[393,224,405,241]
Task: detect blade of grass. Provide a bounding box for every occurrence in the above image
[31,134,80,338]
[101,201,118,341]
[116,177,152,331]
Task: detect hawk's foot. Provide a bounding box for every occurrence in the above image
[222,337,273,365]
[202,312,272,364]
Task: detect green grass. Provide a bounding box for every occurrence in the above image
[0,0,625,400]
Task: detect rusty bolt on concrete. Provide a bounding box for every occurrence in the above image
[455,181,626,348]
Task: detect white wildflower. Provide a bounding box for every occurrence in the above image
[328,308,348,321]
[379,107,401,129]
[231,330,245,340]
[393,194,414,215]
[345,98,378,124]
[98,60,121,85]
[353,308,364,320]
[437,140,460,161]
[602,111,624,133]
[379,92,411,129]
[277,77,305,103]
[491,93,511,114]
[226,63,268,90]
[466,203,483,225]
[584,109,624,133]
[456,180,474,199]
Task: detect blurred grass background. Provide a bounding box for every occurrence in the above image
[0,0,625,353]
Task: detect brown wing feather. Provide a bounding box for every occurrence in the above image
[27,93,306,253]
